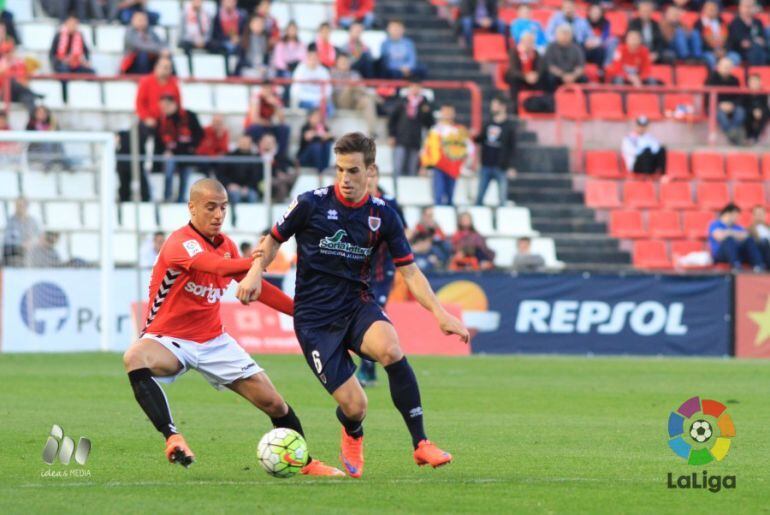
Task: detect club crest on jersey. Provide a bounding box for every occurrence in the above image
[327,209,338,220]
[368,216,381,231]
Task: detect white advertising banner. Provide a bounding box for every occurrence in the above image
[1,268,150,352]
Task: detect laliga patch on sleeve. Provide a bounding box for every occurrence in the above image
[182,239,204,257]
[278,198,298,225]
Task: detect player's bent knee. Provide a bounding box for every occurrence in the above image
[376,343,404,367]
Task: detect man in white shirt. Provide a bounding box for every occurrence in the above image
[291,45,334,117]
[621,116,667,175]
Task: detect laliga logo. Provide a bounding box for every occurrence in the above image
[667,396,736,493]
[20,282,70,335]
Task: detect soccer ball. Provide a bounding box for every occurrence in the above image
[256,428,309,478]
[689,420,713,443]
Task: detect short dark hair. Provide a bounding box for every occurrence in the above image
[518,236,532,244]
[333,132,376,167]
[153,231,165,238]
[240,241,252,253]
[720,203,740,215]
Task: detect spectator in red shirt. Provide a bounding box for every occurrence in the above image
[135,56,180,151]
[608,30,657,87]
[315,22,337,68]
[337,0,375,30]
[197,114,230,156]
[244,85,290,158]
[49,14,94,74]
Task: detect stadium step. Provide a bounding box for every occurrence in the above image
[509,189,584,203]
[531,219,608,235]
[512,146,570,175]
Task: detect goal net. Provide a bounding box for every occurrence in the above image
[0,130,117,353]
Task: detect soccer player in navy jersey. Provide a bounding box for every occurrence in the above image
[236,133,469,477]
[356,164,406,387]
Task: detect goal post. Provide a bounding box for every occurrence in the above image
[0,130,116,352]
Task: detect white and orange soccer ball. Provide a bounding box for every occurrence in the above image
[257,428,309,478]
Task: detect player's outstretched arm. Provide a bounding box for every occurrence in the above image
[397,263,470,343]
[235,233,282,305]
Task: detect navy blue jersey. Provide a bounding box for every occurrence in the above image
[371,191,406,286]
[271,184,414,327]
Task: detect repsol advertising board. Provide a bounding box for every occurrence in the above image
[427,273,732,356]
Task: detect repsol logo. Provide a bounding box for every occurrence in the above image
[515,300,688,336]
[184,281,225,304]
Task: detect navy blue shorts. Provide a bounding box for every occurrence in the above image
[294,301,390,394]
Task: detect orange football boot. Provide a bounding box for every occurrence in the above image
[413,440,452,468]
[339,428,364,478]
[165,434,195,468]
[300,459,346,477]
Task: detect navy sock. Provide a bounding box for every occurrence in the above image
[270,404,304,437]
[336,406,364,439]
[128,368,177,439]
[385,357,427,449]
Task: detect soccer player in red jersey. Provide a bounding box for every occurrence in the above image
[123,178,343,476]
[236,134,470,477]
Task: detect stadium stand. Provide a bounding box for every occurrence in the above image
[4,0,770,273]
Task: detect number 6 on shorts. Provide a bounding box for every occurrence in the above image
[311,350,323,373]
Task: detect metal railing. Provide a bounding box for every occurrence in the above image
[3,74,484,133]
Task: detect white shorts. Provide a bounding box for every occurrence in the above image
[143,332,263,390]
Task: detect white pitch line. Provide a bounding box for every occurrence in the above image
[16,476,663,489]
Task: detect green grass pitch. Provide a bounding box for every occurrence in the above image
[0,353,767,514]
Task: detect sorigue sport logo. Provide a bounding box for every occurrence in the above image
[667,396,736,492]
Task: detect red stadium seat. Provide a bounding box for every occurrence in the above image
[648,210,683,239]
[660,181,694,209]
[626,93,662,120]
[585,180,620,208]
[683,211,715,240]
[495,61,508,90]
[733,183,766,209]
[726,152,760,180]
[590,92,624,120]
[583,63,602,83]
[473,34,507,62]
[650,64,674,85]
[499,7,517,24]
[623,181,658,208]
[633,240,671,268]
[585,150,622,178]
[691,151,725,180]
[606,10,628,37]
[663,94,700,117]
[665,150,690,178]
[675,65,709,88]
[609,210,647,238]
[556,89,587,119]
[531,9,553,27]
[696,182,729,210]
[671,240,705,258]
[762,153,770,179]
